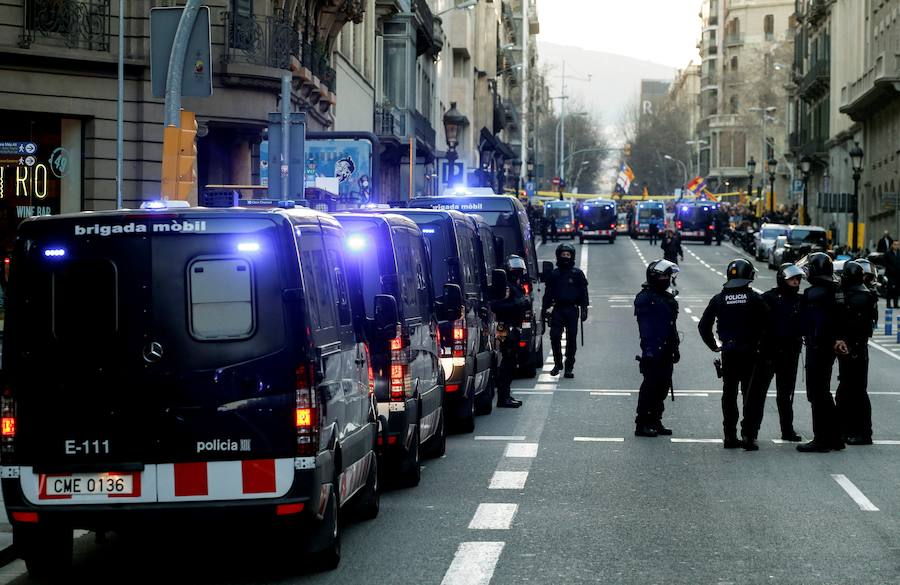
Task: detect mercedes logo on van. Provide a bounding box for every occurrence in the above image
[142,341,164,363]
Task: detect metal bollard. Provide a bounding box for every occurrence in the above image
[887,308,894,336]
[896,313,900,344]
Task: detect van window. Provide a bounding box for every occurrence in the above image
[338,217,385,317]
[53,259,118,341]
[392,228,420,319]
[455,223,480,296]
[323,233,352,326]
[479,228,496,286]
[188,258,254,340]
[298,230,336,332]
[408,231,432,318]
[400,213,452,296]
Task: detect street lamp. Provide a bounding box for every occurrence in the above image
[686,139,708,177]
[767,157,778,213]
[663,154,688,193]
[442,101,467,165]
[527,159,534,181]
[435,0,477,16]
[746,157,756,203]
[850,142,864,252]
[799,155,812,225]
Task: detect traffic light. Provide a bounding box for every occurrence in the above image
[624,143,632,157]
[161,109,198,204]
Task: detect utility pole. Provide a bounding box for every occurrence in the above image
[559,60,566,184]
[163,0,201,127]
[519,0,528,196]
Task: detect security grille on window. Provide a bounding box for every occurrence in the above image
[189,258,254,340]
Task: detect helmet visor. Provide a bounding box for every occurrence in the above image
[651,260,680,276]
[780,265,805,280]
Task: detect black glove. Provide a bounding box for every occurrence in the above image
[673,348,681,364]
[581,307,588,321]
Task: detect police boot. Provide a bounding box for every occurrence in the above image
[550,365,562,376]
[654,422,672,436]
[780,431,802,442]
[796,439,831,453]
[563,369,574,379]
[634,425,658,438]
[846,436,873,446]
[723,433,741,449]
[741,436,759,451]
[497,397,522,408]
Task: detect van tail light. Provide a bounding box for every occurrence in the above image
[1,389,16,462]
[521,281,532,296]
[295,363,319,457]
[676,220,683,230]
[364,343,375,396]
[708,224,715,231]
[610,223,616,229]
[390,326,411,401]
[452,319,467,358]
[579,223,585,229]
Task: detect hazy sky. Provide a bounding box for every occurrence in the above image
[537,0,702,68]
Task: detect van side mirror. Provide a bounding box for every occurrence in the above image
[442,283,464,321]
[540,260,554,282]
[493,236,505,265]
[373,294,400,334]
[491,269,508,300]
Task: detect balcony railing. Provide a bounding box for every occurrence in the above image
[725,33,744,47]
[301,42,336,93]
[375,105,406,138]
[19,0,111,52]
[223,10,299,70]
[411,109,436,150]
[799,57,830,99]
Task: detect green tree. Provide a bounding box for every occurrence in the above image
[621,99,692,195]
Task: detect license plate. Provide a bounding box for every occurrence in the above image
[41,473,135,497]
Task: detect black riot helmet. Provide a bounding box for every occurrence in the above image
[505,254,527,282]
[805,252,834,285]
[841,260,866,291]
[556,243,576,269]
[855,258,877,287]
[645,259,679,292]
[776,263,805,288]
[723,258,755,289]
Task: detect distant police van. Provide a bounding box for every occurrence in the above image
[674,200,718,243]
[2,205,379,577]
[577,199,617,244]
[543,200,577,239]
[631,200,666,238]
[406,195,542,377]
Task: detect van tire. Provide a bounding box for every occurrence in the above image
[397,427,421,488]
[17,525,73,579]
[476,376,494,415]
[353,454,379,521]
[308,479,341,571]
[458,393,476,434]
[423,408,446,458]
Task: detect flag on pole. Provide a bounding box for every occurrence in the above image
[685,175,708,195]
[616,163,635,194]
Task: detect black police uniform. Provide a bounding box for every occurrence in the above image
[542,251,589,376]
[634,283,680,433]
[661,232,684,265]
[492,281,530,407]
[748,284,803,440]
[835,275,878,443]
[800,277,843,451]
[698,283,769,445]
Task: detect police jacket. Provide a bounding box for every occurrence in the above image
[660,234,684,261]
[698,286,769,352]
[837,285,877,342]
[492,283,530,326]
[541,267,589,312]
[634,287,679,359]
[761,287,802,351]
[801,282,839,349]
[885,250,900,278]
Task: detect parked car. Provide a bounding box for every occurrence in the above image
[769,235,789,269]
[755,223,790,261]
[2,203,379,576]
[334,213,448,487]
[781,225,828,265]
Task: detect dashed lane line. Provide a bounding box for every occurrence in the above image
[475,435,527,441]
[691,315,701,323]
[670,438,724,444]
[573,437,625,442]
[489,470,529,490]
[504,443,539,458]
[516,391,554,395]
[468,504,518,530]
[868,339,900,362]
[684,307,693,314]
[440,542,505,585]
[831,474,880,512]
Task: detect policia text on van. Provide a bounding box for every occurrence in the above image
[2,207,381,577]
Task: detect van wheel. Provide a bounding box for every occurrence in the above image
[457,393,476,434]
[308,480,341,571]
[476,375,494,415]
[353,454,379,521]
[397,427,421,488]
[423,408,446,458]
[17,525,73,579]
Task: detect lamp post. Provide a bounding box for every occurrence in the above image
[799,155,812,225]
[850,142,864,252]
[443,102,466,188]
[686,139,708,177]
[767,157,778,213]
[664,154,688,194]
[746,157,756,204]
[527,159,534,182]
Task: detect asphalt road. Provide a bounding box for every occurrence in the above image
[2,236,899,585]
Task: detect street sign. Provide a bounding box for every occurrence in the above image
[150,6,212,99]
[441,161,465,186]
[525,181,536,198]
[551,177,560,186]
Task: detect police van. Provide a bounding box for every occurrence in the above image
[543,200,578,239]
[577,199,618,244]
[334,213,447,486]
[1,204,379,576]
[631,200,666,238]
[674,200,718,243]
[406,195,542,378]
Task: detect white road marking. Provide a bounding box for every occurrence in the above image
[873,440,900,445]
[670,438,723,443]
[590,391,631,396]
[691,316,701,322]
[868,340,900,362]
[441,542,505,585]
[537,373,557,382]
[684,307,693,314]
[831,474,879,511]
[504,442,539,458]
[609,305,631,308]
[489,471,528,489]
[541,364,555,372]
[516,391,554,395]
[534,383,556,390]
[574,437,625,442]
[475,435,526,441]
[579,243,589,272]
[468,504,518,530]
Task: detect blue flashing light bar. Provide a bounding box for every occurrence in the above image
[140,200,191,210]
[421,228,436,235]
[346,235,367,251]
[237,242,261,252]
[43,248,67,258]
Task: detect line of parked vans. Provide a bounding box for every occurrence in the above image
[0,194,542,578]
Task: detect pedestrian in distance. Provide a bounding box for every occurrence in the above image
[876,230,894,253]
[541,243,589,379]
[745,263,805,443]
[885,240,900,308]
[797,252,845,452]
[834,261,877,444]
[634,260,681,437]
[491,255,530,409]
[540,214,548,245]
[698,259,769,450]
[550,217,559,243]
[661,228,685,265]
[648,219,660,247]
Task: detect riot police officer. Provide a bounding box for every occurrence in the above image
[797,252,844,452]
[835,260,878,444]
[856,258,879,293]
[698,259,769,449]
[745,263,805,443]
[634,260,681,437]
[541,243,589,378]
[492,255,530,408]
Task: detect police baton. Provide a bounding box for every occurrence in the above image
[579,307,585,347]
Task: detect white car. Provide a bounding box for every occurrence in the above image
[755,223,790,261]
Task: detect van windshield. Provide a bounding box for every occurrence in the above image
[789,229,827,245]
[638,207,664,220]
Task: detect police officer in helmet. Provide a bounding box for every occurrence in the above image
[634,260,681,437]
[541,243,589,378]
[491,255,530,408]
[698,259,769,450]
[834,260,877,444]
[797,252,844,452]
[745,263,805,443]
[855,258,879,292]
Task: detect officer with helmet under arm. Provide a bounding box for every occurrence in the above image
[797,252,844,452]
[491,255,530,408]
[698,259,769,450]
[541,244,589,378]
[634,260,681,437]
[744,263,806,443]
[834,260,878,445]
